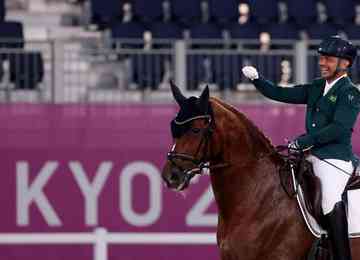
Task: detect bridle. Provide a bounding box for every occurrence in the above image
[166,113,308,195]
[167,115,229,181]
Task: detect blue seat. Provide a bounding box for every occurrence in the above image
[170,0,202,26]
[213,55,241,90]
[344,25,360,40]
[90,0,124,28]
[286,0,317,28]
[133,0,163,22]
[9,52,44,89]
[307,54,320,81]
[111,21,146,39]
[189,23,222,39]
[187,54,209,90]
[209,0,239,24]
[228,22,260,39]
[150,22,183,39]
[249,0,278,24]
[0,0,5,22]
[131,53,172,89]
[306,23,339,40]
[324,0,355,25]
[186,54,240,90]
[349,58,360,83]
[0,21,24,49]
[245,54,294,83]
[266,22,299,40]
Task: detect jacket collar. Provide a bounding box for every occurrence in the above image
[323,76,350,97]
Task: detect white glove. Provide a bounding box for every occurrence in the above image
[288,140,300,151]
[242,66,259,80]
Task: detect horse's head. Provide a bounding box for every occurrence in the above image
[162,81,214,191]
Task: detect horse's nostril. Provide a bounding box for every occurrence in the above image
[170,170,183,183]
[170,174,178,182]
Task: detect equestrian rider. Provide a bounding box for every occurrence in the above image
[242,35,359,260]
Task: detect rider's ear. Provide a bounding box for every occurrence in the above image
[199,85,209,112]
[170,80,186,105]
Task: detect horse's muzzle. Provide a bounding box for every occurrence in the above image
[162,165,189,191]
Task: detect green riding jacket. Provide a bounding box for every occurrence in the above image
[252,76,360,163]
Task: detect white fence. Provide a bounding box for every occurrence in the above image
[0,228,216,260]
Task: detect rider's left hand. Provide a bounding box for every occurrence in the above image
[288,140,301,152]
[288,136,314,152]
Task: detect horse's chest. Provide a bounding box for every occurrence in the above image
[218,231,258,260]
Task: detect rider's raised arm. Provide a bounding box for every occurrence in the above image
[242,66,308,104]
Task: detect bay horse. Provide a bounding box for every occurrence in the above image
[161,82,360,260]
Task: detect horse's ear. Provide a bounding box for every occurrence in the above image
[170,80,186,105]
[199,85,209,111]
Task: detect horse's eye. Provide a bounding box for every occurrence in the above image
[191,128,201,134]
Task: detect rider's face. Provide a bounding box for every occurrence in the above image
[318,55,349,82]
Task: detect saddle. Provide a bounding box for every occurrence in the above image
[279,152,360,226]
[279,151,360,260]
[279,154,323,224]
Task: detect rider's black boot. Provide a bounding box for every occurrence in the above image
[325,201,352,260]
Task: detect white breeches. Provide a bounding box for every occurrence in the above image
[306,155,353,215]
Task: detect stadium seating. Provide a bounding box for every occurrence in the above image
[0,0,5,22]
[150,22,183,39]
[85,0,359,90]
[228,22,261,40]
[306,22,339,39]
[132,0,163,22]
[248,0,278,24]
[247,54,294,83]
[324,0,355,25]
[186,54,241,90]
[208,0,240,24]
[0,21,24,49]
[9,52,44,89]
[213,55,240,90]
[90,0,124,28]
[286,0,317,28]
[266,22,299,40]
[131,53,172,89]
[170,0,202,26]
[111,21,146,39]
[344,24,360,40]
[186,54,209,90]
[189,23,223,39]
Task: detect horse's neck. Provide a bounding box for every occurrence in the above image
[209,99,313,259]
[211,99,276,166]
[210,100,296,227]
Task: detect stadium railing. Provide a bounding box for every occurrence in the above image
[0,38,358,103]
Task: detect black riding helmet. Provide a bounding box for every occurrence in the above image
[318,35,358,67]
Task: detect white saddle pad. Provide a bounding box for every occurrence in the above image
[348,189,360,236]
[297,186,360,239]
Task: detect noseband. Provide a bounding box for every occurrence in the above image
[167,116,228,180]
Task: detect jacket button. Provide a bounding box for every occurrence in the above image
[312,123,316,127]
[316,108,320,112]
